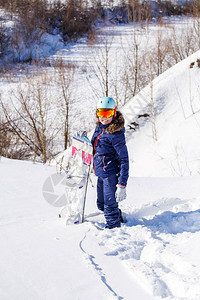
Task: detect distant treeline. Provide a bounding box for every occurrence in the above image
[0,1,200,161]
[0,0,198,41]
[0,0,199,62]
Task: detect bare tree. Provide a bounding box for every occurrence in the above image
[1,75,59,162]
[86,29,135,106]
[87,34,113,98]
[54,59,76,150]
[0,95,9,157]
[168,25,198,65]
[122,25,141,99]
[148,54,157,142]
[193,0,200,48]
[152,28,169,76]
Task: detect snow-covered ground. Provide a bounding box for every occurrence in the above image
[1,16,200,300]
[123,50,200,177]
[0,157,200,299]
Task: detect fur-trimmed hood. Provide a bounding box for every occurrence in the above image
[96,111,125,134]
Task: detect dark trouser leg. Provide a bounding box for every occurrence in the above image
[103,174,121,229]
[97,177,104,212]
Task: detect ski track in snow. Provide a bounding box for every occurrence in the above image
[81,197,200,300]
[79,228,123,300]
[1,156,200,299]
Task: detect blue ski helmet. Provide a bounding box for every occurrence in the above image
[97,97,117,110]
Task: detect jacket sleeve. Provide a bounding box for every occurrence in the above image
[111,129,129,186]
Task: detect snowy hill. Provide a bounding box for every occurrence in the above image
[1,51,200,299]
[122,50,200,177]
[0,156,200,299]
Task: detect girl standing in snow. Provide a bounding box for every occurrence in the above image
[91,97,129,229]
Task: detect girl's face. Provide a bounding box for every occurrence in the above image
[99,116,113,125]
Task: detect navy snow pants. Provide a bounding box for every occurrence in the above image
[97,174,121,229]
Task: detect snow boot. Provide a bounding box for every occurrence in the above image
[119,209,124,223]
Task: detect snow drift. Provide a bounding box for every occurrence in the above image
[122,50,200,177]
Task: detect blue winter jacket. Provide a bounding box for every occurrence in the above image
[91,111,129,187]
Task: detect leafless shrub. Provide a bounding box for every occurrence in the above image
[168,26,197,64]
[53,58,76,149]
[86,34,114,98]
[121,28,142,100]
[150,29,171,76]
[193,0,200,48]
[46,1,98,42]
[0,74,58,162]
[0,113,12,158]
[0,60,77,161]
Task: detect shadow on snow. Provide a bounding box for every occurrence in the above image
[125,209,200,234]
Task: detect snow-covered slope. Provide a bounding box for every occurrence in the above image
[1,157,200,299]
[1,30,200,300]
[122,50,200,177]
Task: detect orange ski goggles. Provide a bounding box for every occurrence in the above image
[96,108,115,118]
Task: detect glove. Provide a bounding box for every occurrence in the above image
[115,185,127,202]
[76,130,87,138]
